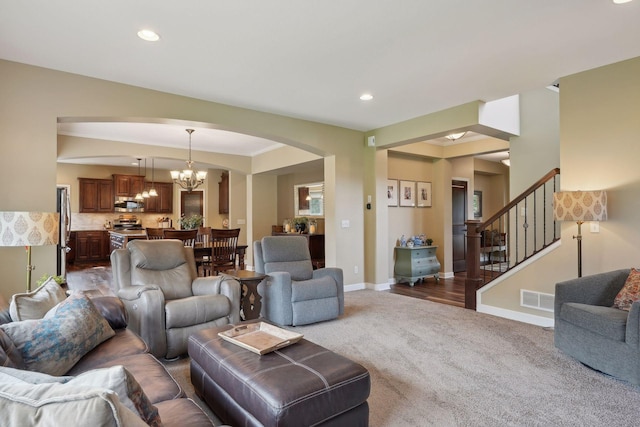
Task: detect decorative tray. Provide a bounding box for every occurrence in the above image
[218,322,304,355]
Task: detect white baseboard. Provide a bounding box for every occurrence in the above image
[344,283,366,292]
[477,303,554,327]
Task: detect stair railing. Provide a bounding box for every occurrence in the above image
[464,168,561,309]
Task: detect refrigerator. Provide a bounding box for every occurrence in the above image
[56,186,71,277]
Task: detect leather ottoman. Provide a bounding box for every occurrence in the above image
[188,323,370,427]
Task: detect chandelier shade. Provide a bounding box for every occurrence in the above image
[171,129,207,192]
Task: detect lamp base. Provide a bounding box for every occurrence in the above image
[572,221,583,278]
[26,245,35,292]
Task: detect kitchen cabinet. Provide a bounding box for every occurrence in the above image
[219,172,229,214]
[394,246,440,286]
[66,231,76,264]
[78,178,114,213]
[75,230,110,262]
[113,174,145,197]
[144,181,173,213]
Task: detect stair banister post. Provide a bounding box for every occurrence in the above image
[465,220,483,310]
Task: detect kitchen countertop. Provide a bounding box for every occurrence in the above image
[107,229,148,237]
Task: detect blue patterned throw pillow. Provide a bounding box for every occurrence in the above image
[0,293,115,376]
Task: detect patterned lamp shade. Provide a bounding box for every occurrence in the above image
[553,191,607,222]
[1,212,59,247]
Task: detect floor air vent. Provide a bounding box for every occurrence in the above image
[521,290,555,312]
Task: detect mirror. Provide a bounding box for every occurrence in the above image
[294,182,324,217]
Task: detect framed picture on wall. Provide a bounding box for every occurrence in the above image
[416,182,432,207]
[399,180,415,207]
[387,179,398,207]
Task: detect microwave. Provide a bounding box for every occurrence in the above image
[114,197,145,213]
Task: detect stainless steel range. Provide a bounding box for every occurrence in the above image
[112,215,143,230]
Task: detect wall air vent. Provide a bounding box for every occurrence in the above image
[521,290,555,312]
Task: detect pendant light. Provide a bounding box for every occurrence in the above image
[134,158,144,201]
[149,157,158,197]
[142,158,150,198]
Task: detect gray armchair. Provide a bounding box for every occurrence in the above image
[111,239,241,359]
[555,269,640,385]
[254,236,343,326]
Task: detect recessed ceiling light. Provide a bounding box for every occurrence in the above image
[359,94,374,101]
[445,131,467,142]
[613,0,632,4]
[137,29,160,42]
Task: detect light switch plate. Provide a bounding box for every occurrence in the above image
[341,220,350,228]
[590,222,600,233]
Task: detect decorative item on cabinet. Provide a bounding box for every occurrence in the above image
[283,218,291,233]
[219,172,229,214]
[292,217,308,233]
[308,218,318,234]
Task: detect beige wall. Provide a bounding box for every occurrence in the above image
[0,59,364,298]
[4,55,637,323]
[387,152,439,275]
[481,58,640,321]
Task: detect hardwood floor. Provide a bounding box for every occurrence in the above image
[67,260,467,307]
[388,274,466,308]
[66,261,114,296]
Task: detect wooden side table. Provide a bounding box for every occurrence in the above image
[223,269,266,321]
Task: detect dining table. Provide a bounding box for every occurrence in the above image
[193,243,248,272]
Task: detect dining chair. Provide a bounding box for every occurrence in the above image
[163,229,198,247]
[203,228,240,276]
[196,226,212,275]
[146,227,167,240]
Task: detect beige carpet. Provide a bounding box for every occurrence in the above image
[165,290,640,427]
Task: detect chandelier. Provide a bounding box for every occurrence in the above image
[170,128,207,192]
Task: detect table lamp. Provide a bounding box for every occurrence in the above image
[0,211,59,292]
[553,191,607,277]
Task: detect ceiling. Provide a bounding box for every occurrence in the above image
[2,1,639,168]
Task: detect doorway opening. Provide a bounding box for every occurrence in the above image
[452,180,467,272]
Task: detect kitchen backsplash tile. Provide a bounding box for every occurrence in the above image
[71,213,177,230]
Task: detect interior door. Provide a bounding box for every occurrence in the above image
[452,180,467,272]
[181,190,204,220]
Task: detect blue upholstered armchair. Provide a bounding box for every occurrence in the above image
[555,269,640,385]
[254,236,344,326]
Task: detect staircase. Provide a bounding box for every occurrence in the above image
[464,168,561,309]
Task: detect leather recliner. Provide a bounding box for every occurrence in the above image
[254,235,343,326]
[111,239,241,359]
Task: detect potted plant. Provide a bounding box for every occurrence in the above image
[179,214,203,230]
[292,217,308,233]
